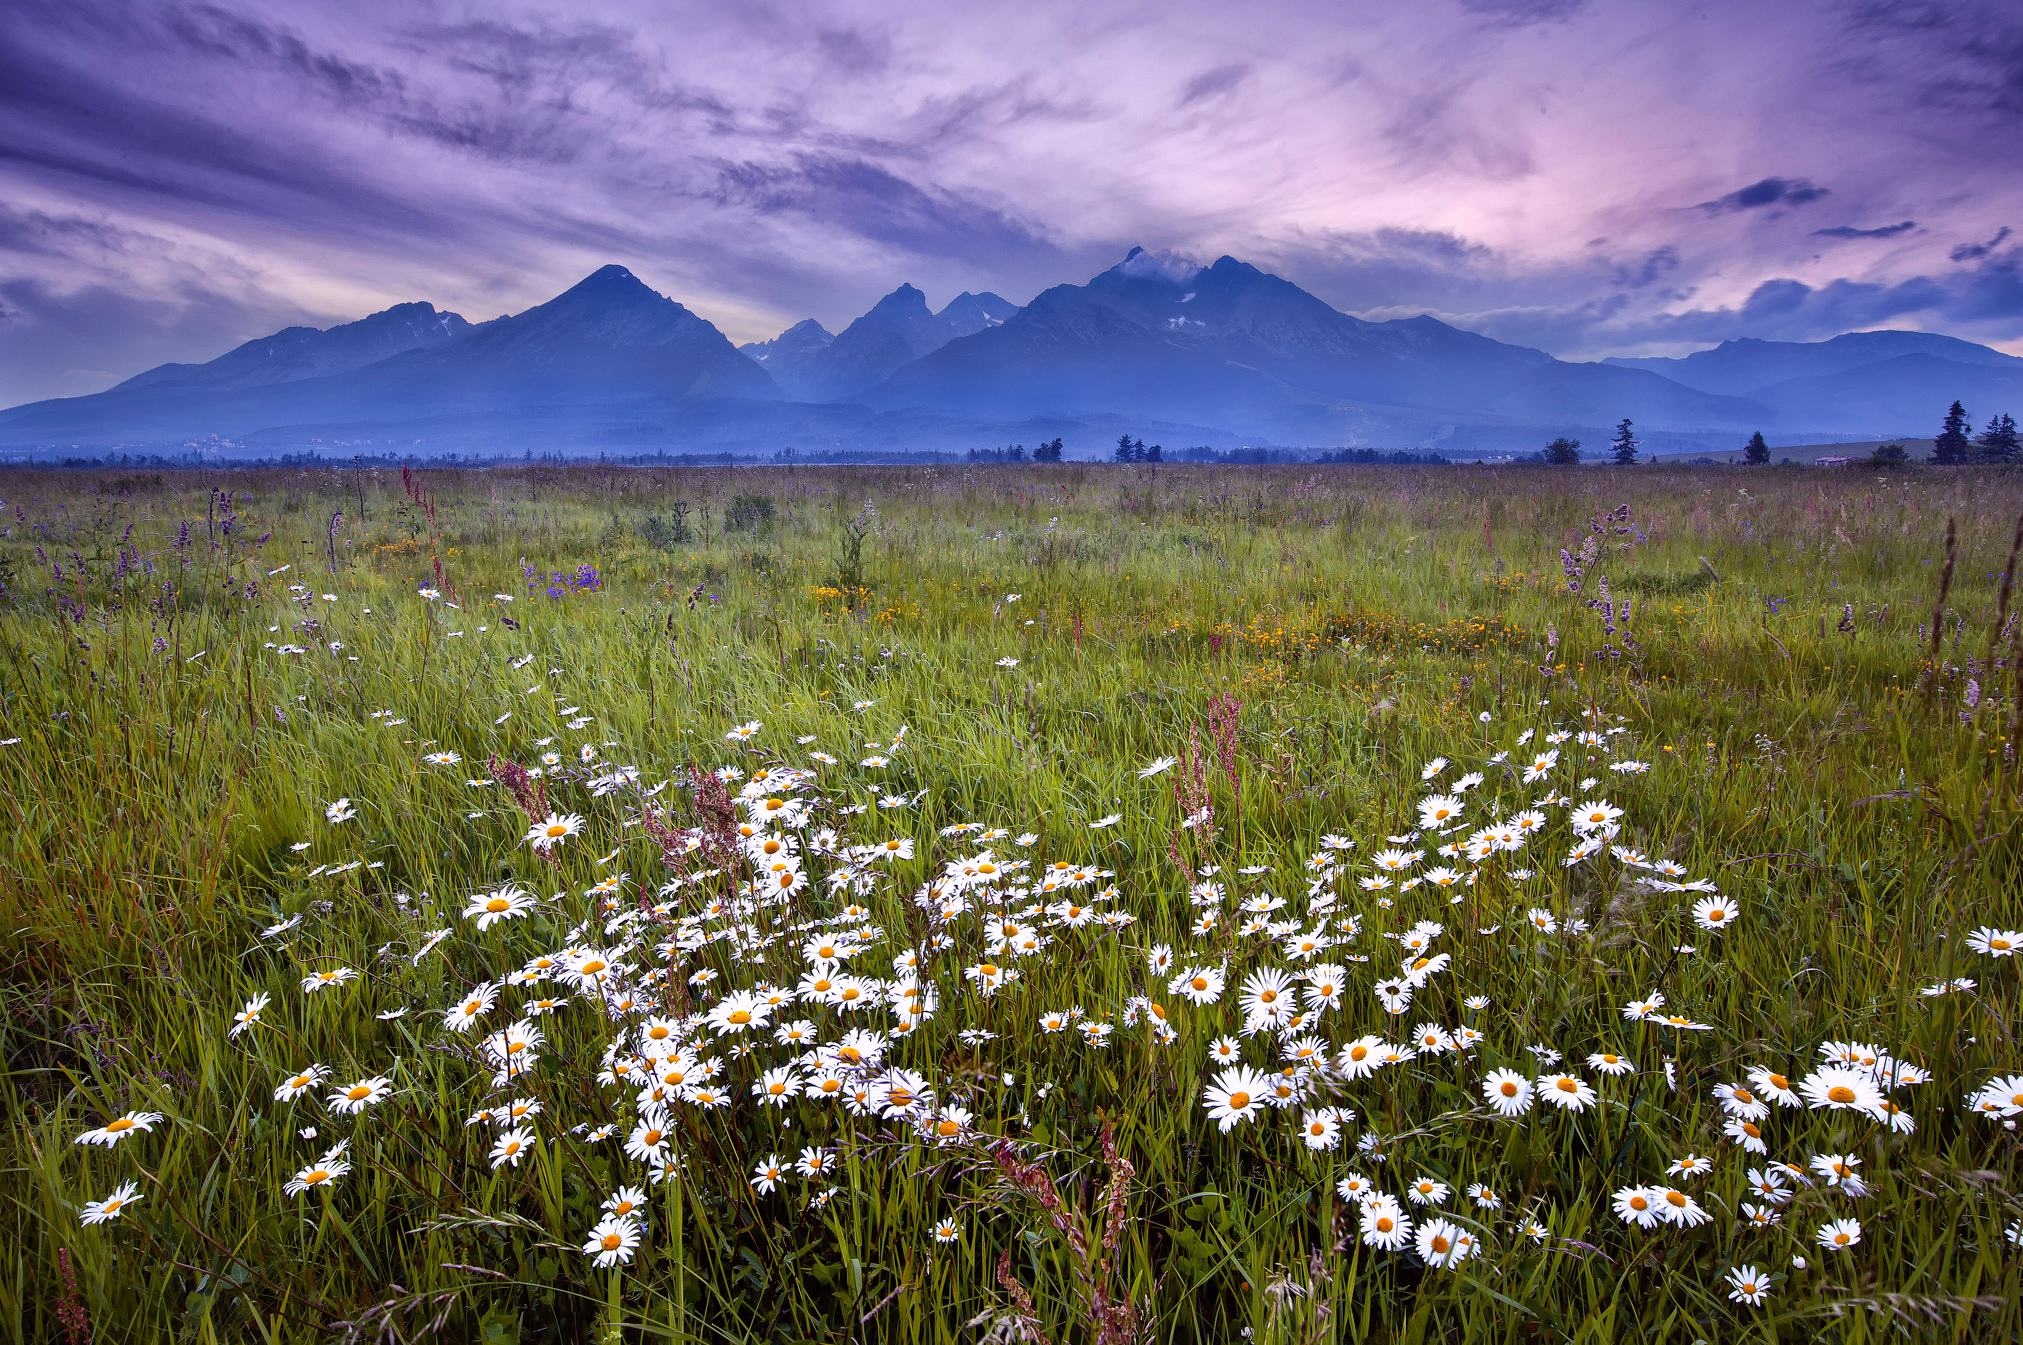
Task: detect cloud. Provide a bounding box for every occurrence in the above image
[1951,227,2013,261]
[1813,221,1917,239]
[1178,63,1249,107]
[1117,247,1205,284]
[5,0,2023,401]
[1695,178,1831,214]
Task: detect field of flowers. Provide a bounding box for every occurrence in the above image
[2,460,2021,1344]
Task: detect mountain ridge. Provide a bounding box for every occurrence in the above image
[4,255,2015,457]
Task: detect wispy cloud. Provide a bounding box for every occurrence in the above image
[3,0,2022,405]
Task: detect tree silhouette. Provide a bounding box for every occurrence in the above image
[1934,401,1972,464]
[1744,431,1770,465]
[1543,437,1581,465]
[1975,413,2018,463]
[1609,419,1639,466]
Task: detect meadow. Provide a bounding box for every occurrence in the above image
[1,458,2020,1344]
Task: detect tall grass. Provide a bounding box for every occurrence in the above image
[1,461,2019,1343]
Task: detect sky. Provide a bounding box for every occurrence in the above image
[3,0,2021,407]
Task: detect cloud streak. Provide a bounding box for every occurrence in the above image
[2,0,2022,405]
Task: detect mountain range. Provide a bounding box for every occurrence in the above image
[5,250,2018,459]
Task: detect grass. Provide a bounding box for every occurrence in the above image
[1,459,2020,1344]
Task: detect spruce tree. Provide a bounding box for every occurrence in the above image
[1934,401,1972,464]
[1975,413,2019,462]
[1609,418,1639,466]
[1744,431,1770,464]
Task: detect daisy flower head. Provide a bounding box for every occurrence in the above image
[273,1065,330,1102]
[1405,1176,1450,1206]
[328,1076,394,1115]
[1690,896,1739,932]
[489,1127,537,1169]
[1747,1066,1803,1107]
[1966,927,2021,956]
[1799,1067,1885,1117]
[79,1181,145,1225]
[325,798,357,823]
[525,812,586,851]
[284,1141,353,1197]
[750,1155,787,1194]
[583,1215,641,1267]
[1415,1218,1476,1269]
[1296,1109,1344,1151]
[464,884,537,930]
[1587,1051,1634,1076]
[1202,1066,1271,1132]
[1416,795,1464,831]
[1652,1186,1711,1227]
[725,721,762,742]
[228,992,272,1039]
[1481,1068,1534,1117]
[1537,1073,1598,1112]
[794,1146,834,1179]
[1359,1196,1412,1250]
[1612,1186,1661,1229]
[1726,1264,1772,1306]
[75,1111,164,1148]
[1816,1217,1862,1251]
[933,1217,960,1243]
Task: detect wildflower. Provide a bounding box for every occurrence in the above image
[1416,1218,1476,1268]
[1482,1069,1533,1117]
[794,1147,834,1179]
[1336,1172,1375,1201]
[1666,1153,1713,1181]
[1297,1109,1344,1151]
[1690,896,1738,931]
[1809,1153,1868,1194]
[1726,1265,1772,1306]
[1965,927,2020,956]
[1359,1197,1412,1250]
[285,1141,353,1196]
[325,798,357,823]
[750,1155,787,1193]
[1417,795,1464,830]
[1741,1201,1782,1227]
[79,1181,145,1225]
[1747,1067,1803,1108]
[1405,1176,1450,1206]
[1816,1217,1862,1251]
[75,1112,164,1148]
[464,885,537,930]
[526,813,586,851]
[228,992,272,1039]
[583,1215,641,1267]
[1653,1186,1711,1227]
[933,1218,960,1243]
[1724,1118,1769,1154]
[1537,1074,1598,1112]
[1138,756,1179,778]
[1613,1186,1660,1228]
[725,721,762,742]
[1587,1052,1634,1076]
[274,1065,330,1102]
[1203,1066,1271,1131]
[1798,1068,1885,1118]
[490,1128,536,1169]
[1088,814,1123,829]
[328,1076,394,1114]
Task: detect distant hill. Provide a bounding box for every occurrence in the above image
[5,255,2019,458]
[1603,331,2023,395]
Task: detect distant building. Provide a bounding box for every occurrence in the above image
[1813,455,1852,467]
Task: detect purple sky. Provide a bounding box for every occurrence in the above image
[4,0,2021,406]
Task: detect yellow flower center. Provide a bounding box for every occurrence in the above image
[1227,1091,1250,1110]
[1556,1079,1577,1093]
[1665,1191,1686,1208]
[727,1011,752,1025]
[346,1086,370,1101]
[486,898,510,913]
[107,1118,133,1132]
[1500,1082,1519,1097]
[1826,1085,1856,1104]
[937,1120,960,1136]
[1431,1236,1450,1254]
[602,1234,622,1251]
[1376,1217,1394,1232]
[306,1170,329,1184]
